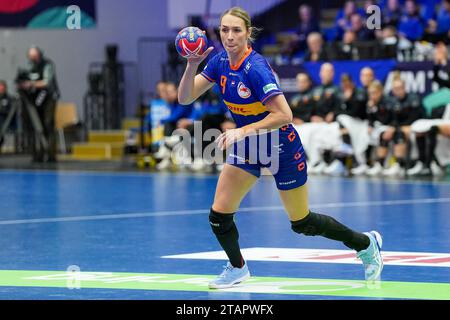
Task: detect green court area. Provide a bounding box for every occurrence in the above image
[0,270,449,300]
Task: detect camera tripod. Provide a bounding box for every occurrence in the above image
[0,94,48,154]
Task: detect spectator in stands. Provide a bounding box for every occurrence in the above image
[421,0,449,43]
[382,0,403,27]
[155,81,167,100]
[336,74,367,122]
[408,43,450,176]
[433,42,450,88]
[289,72,315,125]
[308,63,340,174]
[154,82,193,169]
[323,74,367,176]
[159,82,192,136]
[376,25,399,58]
[335,1,362,40]
[335,30,360,60]
[304,32,328,62]
[398,0,425,42]
[381,77,425,176]
[347,67,377,174]
[359,67,375,103]
[290,5,320,56]
[312,63,339,123]
[436,0,450,42]
[349,13,375,41]
[417,0,441,22]
[175,85,234,172]
[364,81,395,176]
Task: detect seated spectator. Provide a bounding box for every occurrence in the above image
[336,74,367,121]
[422,0,449,43]
[364,81,396,176]
[157,84,235,172]
[381,77,425,177]
[159,82,192,136]
[348,67,377,175]
[382,0,403,27]
[289,72,315,125]
[376,26,399,58]
[416,0,441,22]
[359,66,376,102]
[312,63,339,123]
[281,5,320,58]
[176,85,234,172]
[410,120,450,176]
[153,82,193,168]
[398,0,426,41]
[335,30,360,60]
[308,63,341,174]
[304,32,328,62]
[349,13,375,41]
[335,1,362,40]
[323,74,367,176]
[433,42,450,88]
[408,44,450,175]
[436,0,450,42]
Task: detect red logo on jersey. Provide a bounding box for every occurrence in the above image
[237,82,251,99]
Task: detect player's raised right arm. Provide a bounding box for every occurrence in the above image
[178,47,214,105]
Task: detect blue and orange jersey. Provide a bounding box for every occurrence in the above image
[200,48,283,128]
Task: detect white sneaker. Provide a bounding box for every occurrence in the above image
[309,161,327,174]
[190,157,206,172]
[153,144,170,160]
[366,162,383,176]
[431,161,445,176]
[323,159,347,176]
[407,161,425,176]
[208,262,250,289]
[156,158,172,170]
[351,164,369,176]
[383,162,403,177]
[165,135,181,148]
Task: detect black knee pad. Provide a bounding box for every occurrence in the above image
[291,211,325,236]
[393,129,406,144]
[209,209,235,235]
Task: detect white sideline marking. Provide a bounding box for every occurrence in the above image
[163,247,450,268]
[0,198,449,225]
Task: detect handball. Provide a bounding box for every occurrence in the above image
[175,26,208,58]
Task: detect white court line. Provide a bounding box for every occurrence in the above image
[0,169,218,179]
[0,169,449,186]
[0,197,449,226]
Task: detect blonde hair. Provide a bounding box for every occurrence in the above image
[369,80,383,92]
[220,7,261,43]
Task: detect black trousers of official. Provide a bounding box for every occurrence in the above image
[22,96,57,162]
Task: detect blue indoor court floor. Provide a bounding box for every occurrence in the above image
[0,168,449,300]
